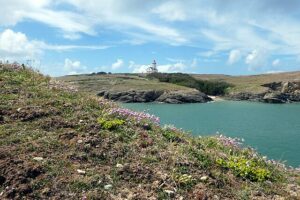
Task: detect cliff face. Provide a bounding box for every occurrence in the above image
[97,89,212,104]
[226,81,300,103]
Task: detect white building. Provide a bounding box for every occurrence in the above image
[146,60,158,73]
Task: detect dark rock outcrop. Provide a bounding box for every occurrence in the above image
[156,90,211,103]
[225,92,265,102]
[97,90,212,104]
[226,81,300,103]
[262,92,287,103]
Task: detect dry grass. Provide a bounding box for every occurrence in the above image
[57,74,194,93]
[192,71,300,94]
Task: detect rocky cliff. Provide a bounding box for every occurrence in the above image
[226,81,300,103]
[97,89,212,103]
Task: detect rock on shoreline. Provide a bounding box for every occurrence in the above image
[225,81,300,103]
[97,89,212,104]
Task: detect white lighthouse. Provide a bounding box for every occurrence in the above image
[146,60,158,73]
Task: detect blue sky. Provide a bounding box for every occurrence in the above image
[1,0,300,76]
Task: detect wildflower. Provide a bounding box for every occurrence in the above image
[107,107,160,125]
[217,134,243,148]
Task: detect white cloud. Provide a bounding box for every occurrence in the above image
[57,0,187,44]
[2,0,299,55]
[64,58,87,75]
[0,29,42,60]
[0,0,50,26]
[0,29,109,61]
[42,44,110,51]
[131,61,186,73]
[272,59,280,67]
[132,65,149,73]
[228,49,241,65]
[191,58,198,68]
[265,70,285,74]
[128,61,135,69]
[63,33,82,40]
[2,0,300,72]
[245,50,267,70]
[152,1,186,22]
[111,59,124,70]
[158,62,186,72]
[0,0,95,37]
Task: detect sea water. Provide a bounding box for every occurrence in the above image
[123,101,300,167]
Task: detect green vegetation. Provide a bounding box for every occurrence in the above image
[147,73,232,95]
[97,118,125,130]
[0,64,299,199]
[216,156,272,182]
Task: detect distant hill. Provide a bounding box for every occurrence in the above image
[59,71,300,103]
[192,71,300,94]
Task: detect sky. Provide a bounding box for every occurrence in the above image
[1,0,300,76]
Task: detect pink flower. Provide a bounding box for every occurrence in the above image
[107,107,160,125]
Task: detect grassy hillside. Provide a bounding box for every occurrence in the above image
[192,71,300,94]
[59,71,300,97]
[58,74,193,94]
[1,64,300,199]
[147,73,232,95]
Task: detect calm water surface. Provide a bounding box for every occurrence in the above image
[123,101,300,167]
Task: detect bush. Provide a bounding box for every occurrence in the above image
[147,73,232,95]
[97,118,125,130]
[216,156,271,182]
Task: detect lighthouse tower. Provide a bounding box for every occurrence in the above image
[147,60,158,73]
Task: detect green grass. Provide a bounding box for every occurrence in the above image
[0,64,299,199]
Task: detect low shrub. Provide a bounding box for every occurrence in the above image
[97,118,125,130]
[172,172,196,188]
[216,156,271,182]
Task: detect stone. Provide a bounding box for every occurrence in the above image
[33,157,44,161]
[116,163,123,168]
[104,184,113,190]
[156,90,212,104]
[200,176,208,181]
[164,190,175,197]
[77,169,86,175]
[213,195,220,200]
[97,89,211,104]
[263,92,286,103]
[77,140,83,144]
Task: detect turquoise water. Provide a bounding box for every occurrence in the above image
[123,101,300,167]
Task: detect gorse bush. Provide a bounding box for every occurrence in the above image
[147,73,232,95]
